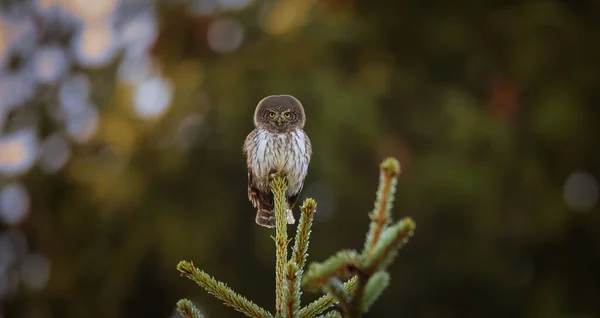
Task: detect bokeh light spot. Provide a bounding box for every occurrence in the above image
[40,133,71,173]
[59,74,91,115]
[72,21,119,67]
[564,171,599,212]
[207,18,244,54]
[65,106,99,143]
[119,12,158,58]
[0,73,36,111]
[0,183,30,226]
[133,76,173,120]
[20,253,51,291]
[30,45,70,83]
[0,128,38,177]
[0,17,38,57]
[117,54,151,84]
[0,23,7,67]
[64,0,118,22]
[36,0,59,11]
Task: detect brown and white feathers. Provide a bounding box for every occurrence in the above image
[243,95,312,228]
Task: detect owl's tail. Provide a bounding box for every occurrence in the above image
[255,209,275,228]
[255,208,296,228]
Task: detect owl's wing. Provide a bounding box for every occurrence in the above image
[247,169,261,208]
[243,129,260,209]
[242,128,256,157]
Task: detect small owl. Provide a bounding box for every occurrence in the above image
[243,95,312,228]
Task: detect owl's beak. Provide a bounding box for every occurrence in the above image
[276,117,283,126]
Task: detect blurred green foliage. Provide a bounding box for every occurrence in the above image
[3,0,600,317]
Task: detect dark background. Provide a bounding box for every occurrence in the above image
[0,0,599,317]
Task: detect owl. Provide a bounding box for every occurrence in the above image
[243,95,312,228]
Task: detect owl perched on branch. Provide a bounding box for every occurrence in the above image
[243,95,312,228]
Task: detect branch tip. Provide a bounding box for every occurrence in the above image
[364,157,402,254]
[177,260,195,276]
[361,271,390,312]
[300,198,317,212]
[176,299,204,318]
[380,157,401,177]
[293,198,317,272]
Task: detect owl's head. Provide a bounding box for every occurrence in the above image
[253,95,306,132]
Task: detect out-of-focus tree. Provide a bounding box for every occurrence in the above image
[0,0,598,317]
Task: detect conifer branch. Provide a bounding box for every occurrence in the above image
[322,278,350,311]
[347,218,414,317]
[346,275,367,317]
[271,174,290,315]
[175,157,415,318]
[292,198,317,272]
[301,250,361,292]
[282,261,301,318]
[298,276,357,318]
[361,271,390,312]
[176,299,204,318]
[299,157,414,318]
[363,218,416,275]
[363,157,401,255]
[315,311,342,318]
[177,261,274,318]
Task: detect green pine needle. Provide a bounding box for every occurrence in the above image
[361,271,390,312]
[271,174,290,315]
[177,261,274,318]
[302,250,361,292]
[299,276,357,318]
[176,299,204,318]
[364,218,416,274]
[315,310,343,318]
[322,278,349,311]
[282,261,302,318]
[292,198,317,272]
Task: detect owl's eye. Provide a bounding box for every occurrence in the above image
[283,112,291,119]
[268,112,276,118]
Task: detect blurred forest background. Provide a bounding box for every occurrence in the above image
[1,0,599,317]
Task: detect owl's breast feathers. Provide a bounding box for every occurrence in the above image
[244,128,311,195]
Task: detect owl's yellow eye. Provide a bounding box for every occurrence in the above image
[269,112,276,118]
[283,112,291,119]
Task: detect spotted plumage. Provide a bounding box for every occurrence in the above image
[243,95,312,228]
